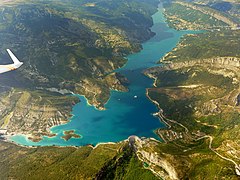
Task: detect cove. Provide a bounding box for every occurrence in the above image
[11,6,196,146]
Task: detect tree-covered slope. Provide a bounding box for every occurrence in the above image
[0,0,159,109]
[0,140,157,180]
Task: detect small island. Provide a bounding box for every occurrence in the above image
[61,130,81,141]
[28,132,57,142]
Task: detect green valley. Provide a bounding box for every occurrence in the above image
[0,0,239,179]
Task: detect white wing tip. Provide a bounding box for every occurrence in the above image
[6,49,23,65]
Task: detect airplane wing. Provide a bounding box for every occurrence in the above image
[6,49,23,66]
[0,65,15,74]
[0,49,23,74]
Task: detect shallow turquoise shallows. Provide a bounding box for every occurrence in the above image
[11,7,195,146]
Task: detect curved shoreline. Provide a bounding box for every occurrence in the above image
[5,4,195,148]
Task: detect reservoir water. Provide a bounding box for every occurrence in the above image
[11,7,193,146]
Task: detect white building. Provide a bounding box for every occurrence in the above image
[0,129,7,135]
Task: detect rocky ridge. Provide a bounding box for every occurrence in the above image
[175,1,238,28]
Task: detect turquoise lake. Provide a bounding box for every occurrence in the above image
[11,7,194,146]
